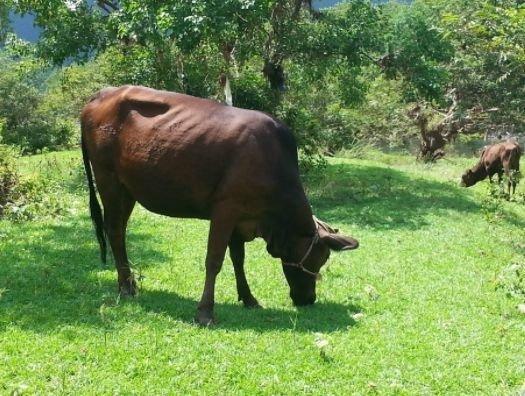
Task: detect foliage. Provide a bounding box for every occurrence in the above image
[8,0,383,159]
[439,0,525,131]
[42,60,108,122]
[0,0,11,43]
[328,75,419,151]
[15,0,109,63]
[0,147,77,221]
[230,58,277,112]
[379,1,454,103]
[0,46,72,152]
[496,262,525,301]
[3,0,524,158]
[481,182,507,222]
[0,47,45,151]
[0,38,110,153]
[0,144,20,217]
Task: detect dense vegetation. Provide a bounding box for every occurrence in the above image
[0,0,523,156]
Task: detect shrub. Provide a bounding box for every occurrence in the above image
[0,47,98,153]
[8,174,66,222]
[0,145,75,221]
[0,144,20,217]
[231,61,277,113]
[496,262,525,301]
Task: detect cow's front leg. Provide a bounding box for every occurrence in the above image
[229,233,261,308]
[196,207,236,326]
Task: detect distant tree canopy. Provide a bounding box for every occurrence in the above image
[11,1,382,97]
[440,0,525,133]
[1,0,523,156]
[379,2,454,103]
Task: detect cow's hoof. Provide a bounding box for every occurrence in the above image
[242,296,262,309]
[195,309,216,327]
[118,278,138,297]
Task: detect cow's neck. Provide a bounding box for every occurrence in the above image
[261,191,317,260]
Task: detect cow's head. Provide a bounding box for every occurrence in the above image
[460,169,476,187]
[280,217,358,306]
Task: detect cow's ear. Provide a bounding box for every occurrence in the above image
[315,217,359,251]
[320,232,359,251]
[313,216,339,234]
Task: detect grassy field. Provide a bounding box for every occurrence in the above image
[1,149,524,394]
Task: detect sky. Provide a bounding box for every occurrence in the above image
[10,13,40,42]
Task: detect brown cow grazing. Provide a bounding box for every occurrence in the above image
[81,85,359,325]
[461,140,521,194]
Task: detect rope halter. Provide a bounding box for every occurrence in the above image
[283,228,322,281]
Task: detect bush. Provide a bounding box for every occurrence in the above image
[0,144,73,221]
[0,46,99,153]
[8,174,66,222]
[496,262,525,301]
[0,144,20,217]
[232,61,277,113]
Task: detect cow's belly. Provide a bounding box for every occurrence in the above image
[485,159,503,176]
[115,146,222,219]
[125,176,212,219]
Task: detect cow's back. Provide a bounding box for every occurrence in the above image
[480,140,521,175]
[81,86,300,219]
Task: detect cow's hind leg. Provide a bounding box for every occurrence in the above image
[502,163,512,196]
[229,233,260,308]
[509,170,519,196]
[97,174,137,296]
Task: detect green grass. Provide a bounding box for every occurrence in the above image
[1,150,524,394]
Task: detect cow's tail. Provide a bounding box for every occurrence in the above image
[81,128,107,264]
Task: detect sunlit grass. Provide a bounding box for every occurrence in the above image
[1,150,524,394]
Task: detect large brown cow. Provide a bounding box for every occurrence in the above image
[461,139,521,194]
[81,85,359,325]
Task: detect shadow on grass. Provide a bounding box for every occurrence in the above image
[138,289,360,332]
[305,162,481,230]
[0,218,358,334]
[0,219,165,330]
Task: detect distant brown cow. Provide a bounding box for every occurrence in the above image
[461,140,521,194]
[81,86,359,325]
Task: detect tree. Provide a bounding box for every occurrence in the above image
[440,0,525,133]
[13,1,380,99]
[0,0,12,43]
[379,1,454,103]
